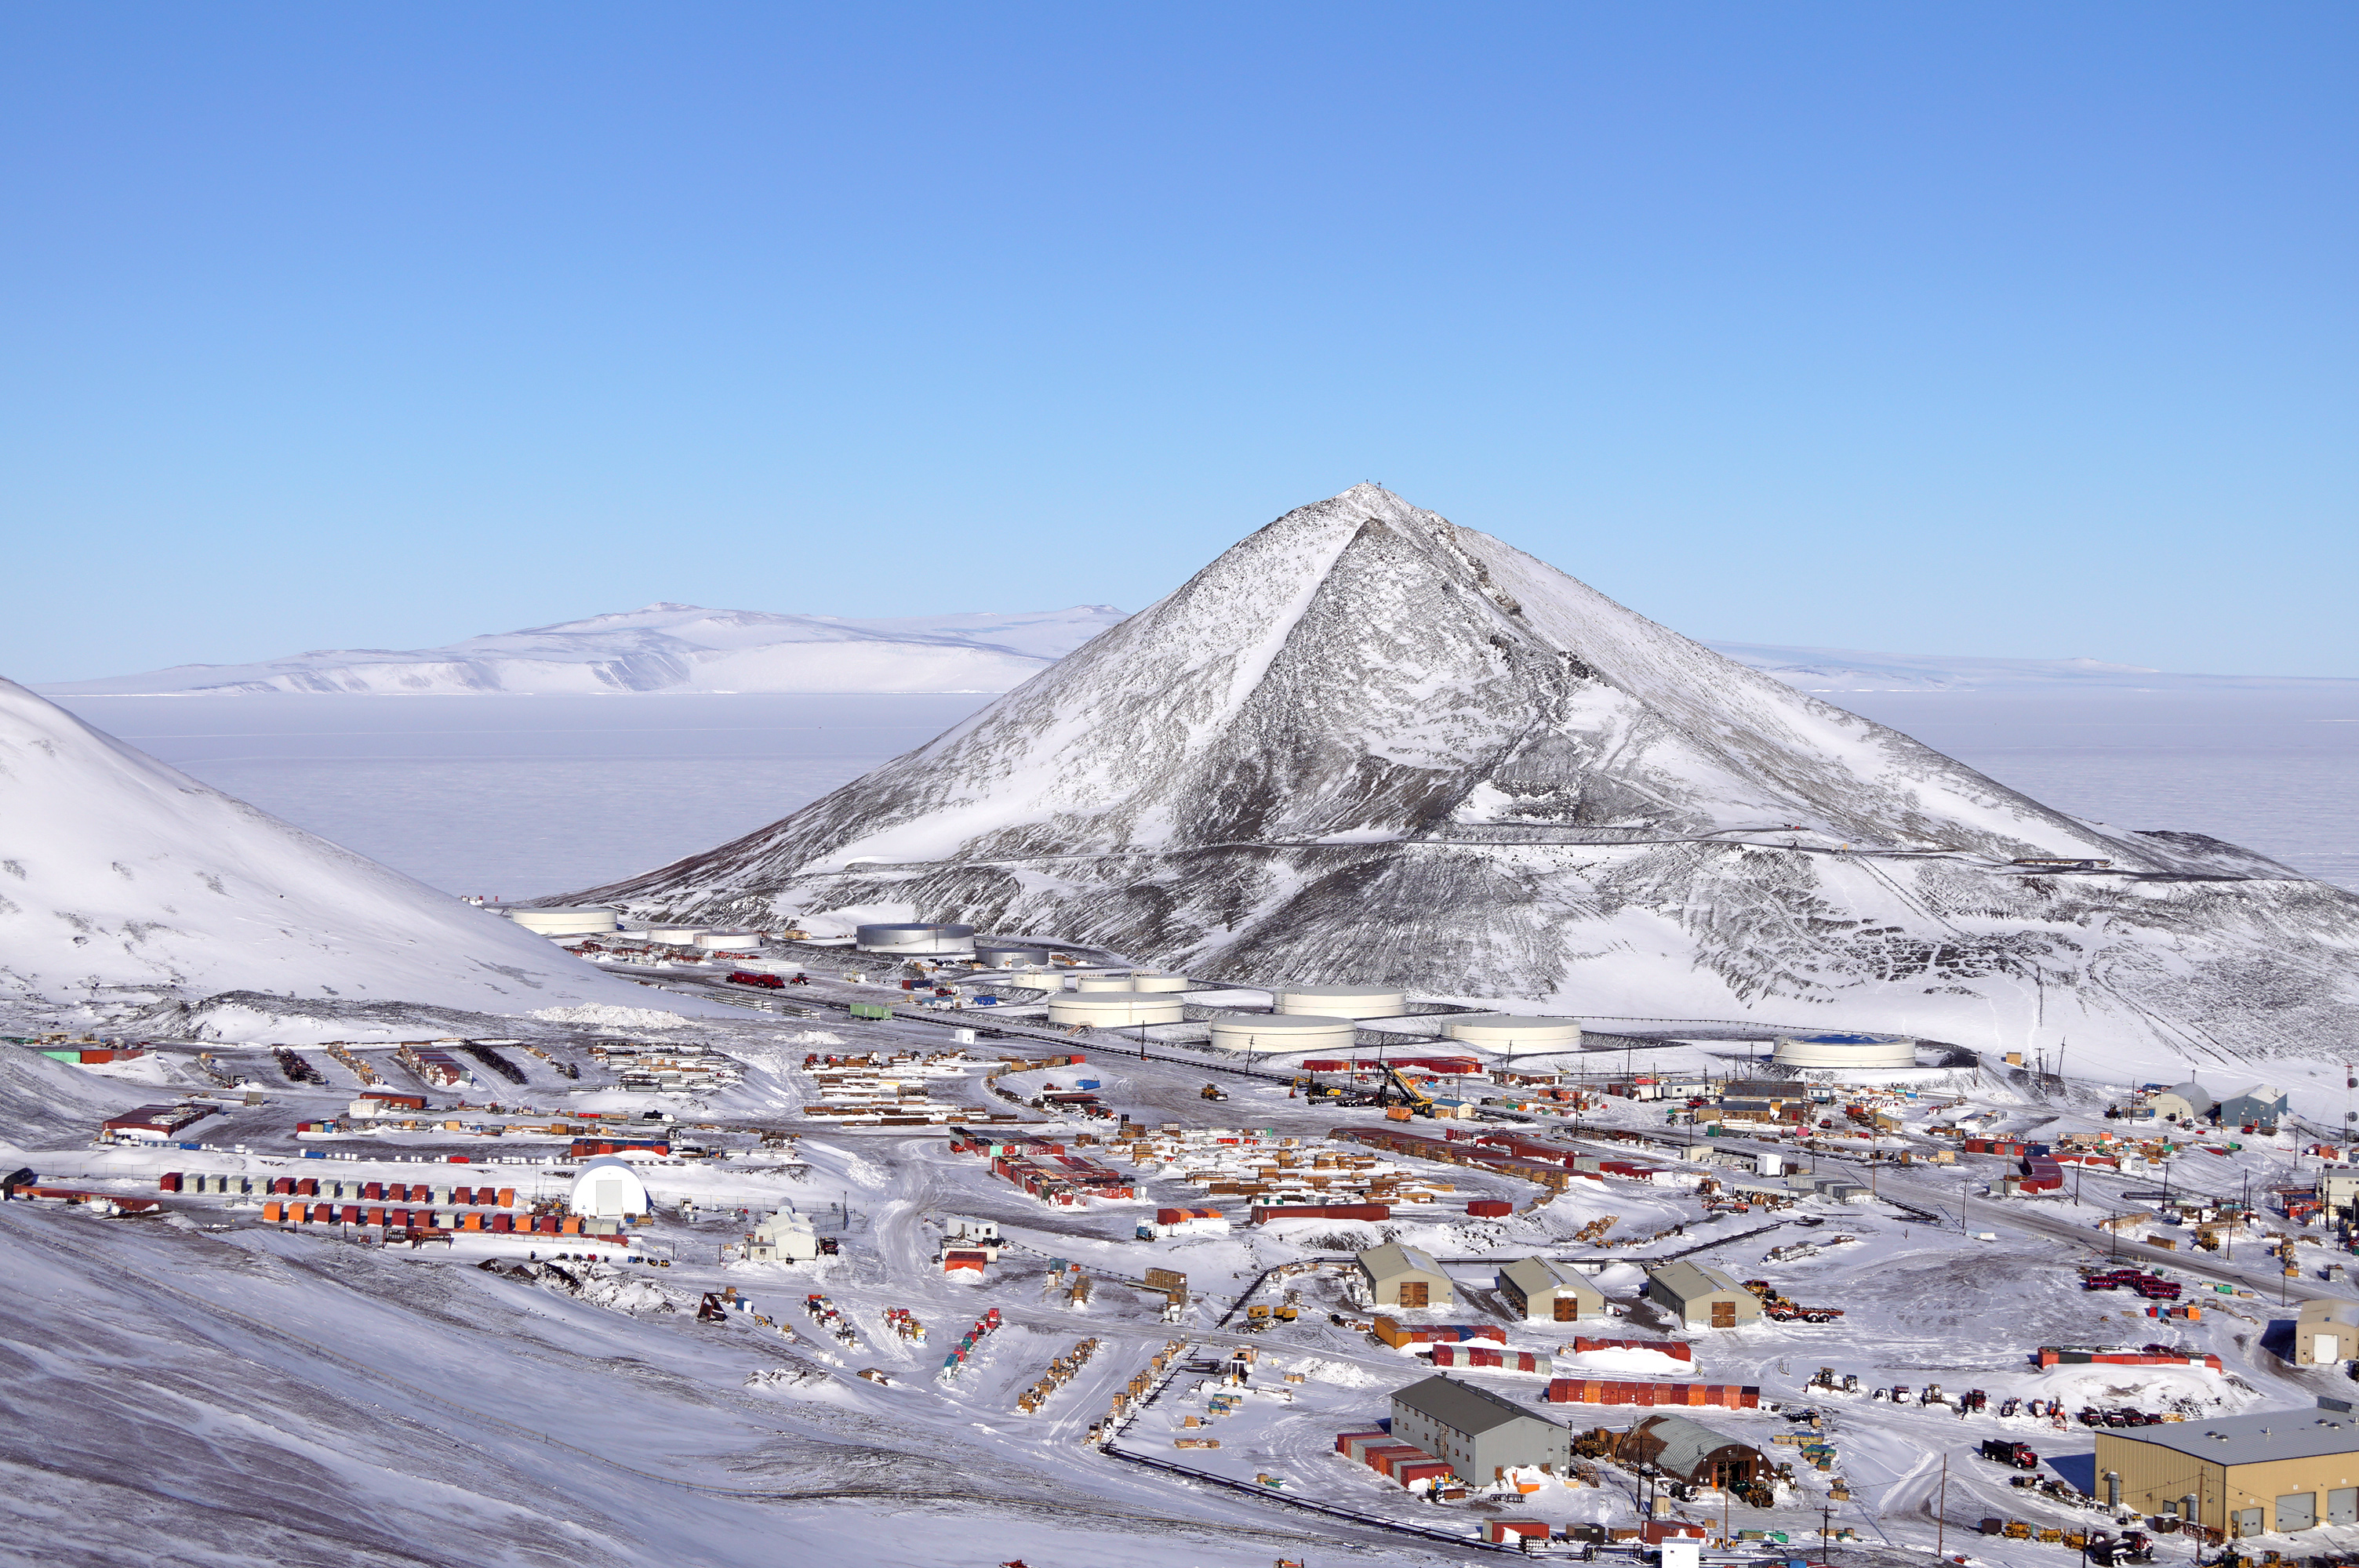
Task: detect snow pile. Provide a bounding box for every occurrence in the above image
[1560,1345,1692,1374]
[0,677,741,1017]
[1289,1356,1382,1388]
[562,484,2359,1069]
[42,603,1131,697]
[529,1003,696,1029]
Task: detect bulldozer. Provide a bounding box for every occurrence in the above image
[1200,1083,1229,1102]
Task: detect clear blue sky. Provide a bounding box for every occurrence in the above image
[3,4,2352,680]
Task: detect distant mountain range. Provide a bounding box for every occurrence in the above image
[36,604,1132,696]
[36,603,2347,699]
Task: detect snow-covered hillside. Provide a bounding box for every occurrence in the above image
[0,677,731,1025]
[558,485,2359,1076]
[38,603,1131,696]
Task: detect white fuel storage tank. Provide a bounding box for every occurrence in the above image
[1772,1031,1917,1069]
[1045,991,1186,1028]
[1271,985,1407,1020]
[1074,973,1190,993]
[1208,1014,1358,1054]
[855,922,978,956]
[1441,1014,1585,1051]
[508,907,620,937]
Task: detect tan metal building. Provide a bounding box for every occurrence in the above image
[2297,1300,2359,1366]
[1645,1261,1761,1328]
[1358,1241,1454,1309]
[1496,1256,1605,1323]
[2098,1408,2359,1537]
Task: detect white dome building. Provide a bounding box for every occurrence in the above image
[569,1156,651,1221]
[1272,984,1406,1020]
[1209,1014,1358,1054]
[1772,1031,1917,1069]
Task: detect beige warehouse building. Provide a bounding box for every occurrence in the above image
[1645,1261,1761,1329]
[2298,1300,2359,1366]
[2099,1409,2359,1537]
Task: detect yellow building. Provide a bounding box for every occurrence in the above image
[2099,1408,2359,1537]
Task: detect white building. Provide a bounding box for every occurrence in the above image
[747,1207,820,1262]
[568,1156,650,1221]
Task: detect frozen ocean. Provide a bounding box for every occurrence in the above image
[50,687,2359,900]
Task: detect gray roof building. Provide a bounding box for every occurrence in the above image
[1390,1374,1572,1482]
[1645,1261,1761,1328]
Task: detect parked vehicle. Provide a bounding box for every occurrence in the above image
[1980,1439,2040,1469]
[727,970,785,989]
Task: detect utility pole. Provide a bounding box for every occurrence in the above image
[1936,1452,1949,1561]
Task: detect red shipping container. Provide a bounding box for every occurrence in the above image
[296,1178,319,1197]
[340,1203,361,1223]
[1490,1521,1550,1544]
[389,1207,411,1227]
[491,1213,514,1232]
[1643,1521,1709,1543]
[365,1206,385,1225]
[1336,1428,1390,1456]
[362,1181,383,1201]
[1393,1460,1453,1486]
[1365,1444,1429,1475]
[1467,1200,1512,1218]
[1470,1348,1503,1367]
[270,1177,293,1195]
[158,1172,184,1192]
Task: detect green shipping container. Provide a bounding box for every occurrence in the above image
[849,1003,893,1020]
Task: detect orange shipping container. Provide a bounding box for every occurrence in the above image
[263,1201,283,1222]
[462,1214,484,1231]
[497,1186,515,1208]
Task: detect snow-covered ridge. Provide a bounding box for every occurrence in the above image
[35,603,1132,696]
[0,676,736,1019]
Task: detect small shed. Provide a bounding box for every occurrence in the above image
[2297,1298,2359,1365]
[1617,1413,1771,1489]
[1645,1261,1760,1329]
[568,1156,650,1221]
[1497,1256,1605,1323]
[1358,1241,1454,1310]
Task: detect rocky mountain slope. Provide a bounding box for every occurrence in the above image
[0,677,725,1024]
[39,603,1131,696]
[558,486,2359,1071]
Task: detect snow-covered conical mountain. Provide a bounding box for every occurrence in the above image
[0,677,722,1021]
[562,486,2359,1070]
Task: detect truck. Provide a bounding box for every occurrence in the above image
[728,970,785,989]
[2081,1269,2181,1300]
[1979,1439,2039,1469]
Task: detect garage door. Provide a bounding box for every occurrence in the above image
[2276,1494,2317,1533]
[1554,1297,1579,1322]
[2317,1334,2343,1363]
[2327,1488,2355,1526]
[2234,1508,2263,1537]
[1710,1301,1737,1328]
[1399,1281,1428,1308]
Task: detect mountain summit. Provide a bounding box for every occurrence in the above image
[567,485,2359,1068]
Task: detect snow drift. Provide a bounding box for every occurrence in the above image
[554,486,2359,1073]
[0,677,726,1020]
